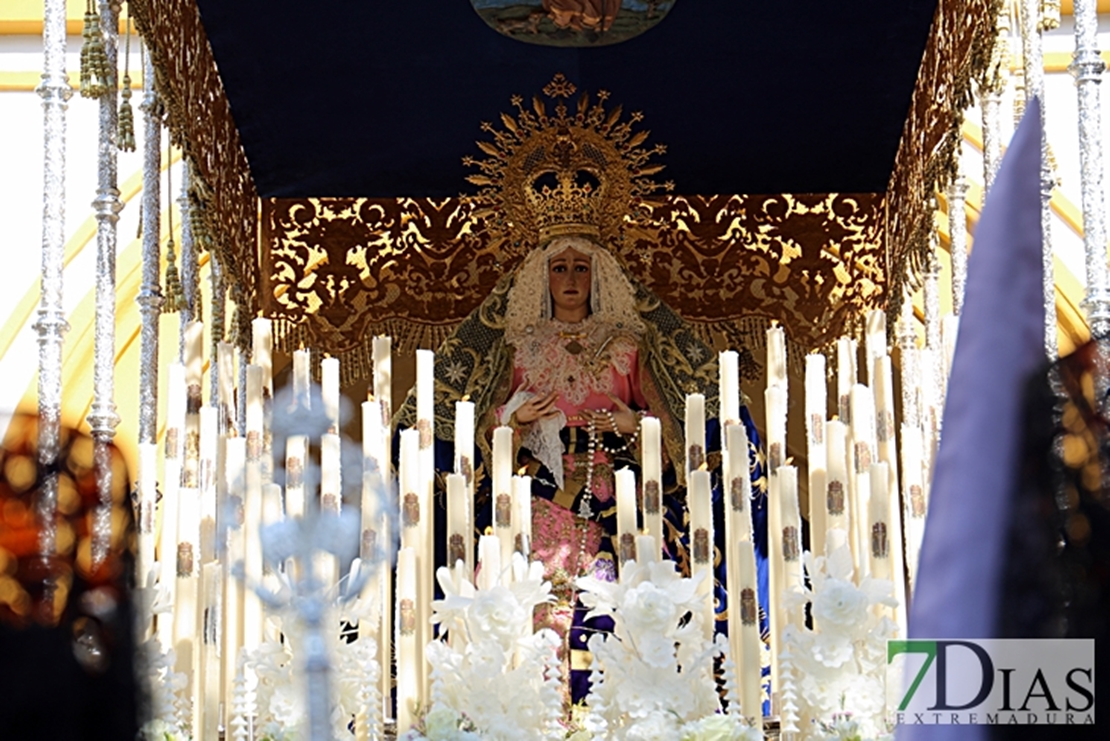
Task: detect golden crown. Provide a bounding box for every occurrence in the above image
[463,73,672,247]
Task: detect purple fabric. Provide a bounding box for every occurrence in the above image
[898,99,1045,741]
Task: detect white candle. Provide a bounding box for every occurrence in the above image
[764,385,786,474]
[173,486,200,723]
[725,422,753,541]
[492,426,515,579]
[454,400,476,577]
[825,420,849,539]
[252,317,273,395]
[513,475,533,562]
[199,560,221,741]
[873,354,907,631]
[868,462,891,582]
[221,438,245,719]
[778,466,803,628]
[322,356,340,434]
[864,309,886,386]
[396,546,419,734]
[719,350,740,425]
[446,473,469,571]
[137,442,158,594]
[640,416,663,553]
[615,468,638,566]
[198,407,218,563]
[373,336,392,423]
[689,469,714,638]
[477,534,502,591]
[805,354,828,559]
[849,385,876,581]
[293,348,311,408]
[158,364,186,647]
[685,393,706,473]
[901,424,927,588]
[416,349,435,429]
[836,336,857,423]
[941,314,959,382]
[766,323,787,390]
[735,540,763,732]
[398,428,422,551]
[635,534,657,564]
[321,433,342,515]
[217,342,236,433]
[185,320,204,398]
[284,435,307,519]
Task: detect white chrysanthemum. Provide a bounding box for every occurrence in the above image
[812,578,869,629]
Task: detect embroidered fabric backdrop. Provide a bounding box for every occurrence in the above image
[885,0,999,320]
[263,193,884,383]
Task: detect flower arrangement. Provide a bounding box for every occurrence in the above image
[402,554,565,741]
[235,614,381,741]
[572,558,759,741]
[137,639,192,741]
[781,533,897,740]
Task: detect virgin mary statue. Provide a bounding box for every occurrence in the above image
[396,75,769,704]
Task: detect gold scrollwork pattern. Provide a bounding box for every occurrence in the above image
[885,0,1000,321]
[131,0,261,327]
[263,192,884,382]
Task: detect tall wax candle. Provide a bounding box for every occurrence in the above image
[243,366,265,651]
[725,423,754,542]
[872,354,907,629]
[454,400,475,576]
[805,353,828,558]
[685,393,706,473]
[764,385,786,474]
[824,420,849,540]
[689,469,714,638]
[513,475,533,562]
[397,427,427,693]
[322,357,340,434]
[183,323,204,489]
[735,540,764,732]
[849,384,876,581]
[320,433,343,589]
[396,546,419,734]
[719,350,740,425]
[446,473,469,571]
[900,424,927,588]
[766,324,787,390]
[864,309,886,386]
[173,486,200,724]
[867,462,891,581]
[640,416,663,554]
[635,535,658,564]
[615,468,638,566]
[373,336,392,423]
[158,364,187,646]
[836,336,857,423]
[292,348,310,408]
[217,342,236,433]
[492,426,515,579]
[222,437,245,714]
[251,317,273,395]
[137,443,158,595]
[477,534,502,591]
[185,320,204,397]
[778,466,803,628]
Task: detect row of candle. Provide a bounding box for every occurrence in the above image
[140,309,942,736]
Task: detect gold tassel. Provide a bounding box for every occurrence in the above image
[80,2,110,99]
[162,236,185,314]
[118,77,136,151]
[117,12,135,151]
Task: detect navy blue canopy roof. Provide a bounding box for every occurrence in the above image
[195,0,937,198]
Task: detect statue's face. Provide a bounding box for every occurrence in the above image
[548,244,592,319]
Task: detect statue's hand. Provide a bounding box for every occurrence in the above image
[513,391,560,425]
[607,395,641,435]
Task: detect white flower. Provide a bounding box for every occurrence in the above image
[812,578,869,629]
[139,718,188,741]
[680,713,762,741]
[625,709,681,741]
[424,703,461,739]
[467,585,527,649]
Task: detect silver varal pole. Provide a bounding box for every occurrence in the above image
[87,0,124,567]
[1071,0,1110,341]
[35,0,73,574]
[137,50,163,445]
[1020,0,1058,358]
[948,176,970,315]
[980,8,1011,194]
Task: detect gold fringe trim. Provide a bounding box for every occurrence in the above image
[79,3,111,99]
